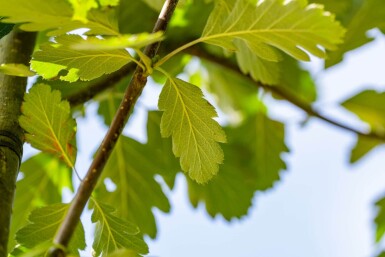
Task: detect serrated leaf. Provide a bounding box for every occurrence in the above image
[8,153,72,251]
[19,84,77,167]
[31,35,134,81]
[91,199,148,256]
[0,0,119,36]
[0,17,14,39]
[188,110,289,219]
[325,0,385,67]
[350,136,383,163]
[16,203,86,255]
[342,90,385,131]
[201,0,345,61]
[68,0,98,23]
[158,77,226,184]
[0,63,35,77]
[70,32,164,50]
[96,135,171,238]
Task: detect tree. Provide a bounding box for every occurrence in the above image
[0,0,384,256]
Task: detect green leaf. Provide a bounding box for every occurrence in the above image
[350,136,383,163]
[91,199,148,256]
[158,76,226,184]
[19,84,77,167]
[8,153,72,251]
[99,0,119,6]
[188,109,289,218]
[341,90,385,131]
[0,0,119,35]
[202,0,345,61]
[375,195,385,242]
[31,35,134,81]
[68,0,98,23]
[105,249,141,257]
[325,0,385,67]
[70,32,164,50]
[16,203,86,255]
[96,136,171,238]
[0,63,35,77]
[140,0,164,11]
[0,17,14,39]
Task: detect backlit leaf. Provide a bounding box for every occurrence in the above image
[91,199,148,256]
[202,0,345,61]
[105,249,140,257]
[68,0,98,23]
[16,203,86,255]
[0,63,35,77]
[8,153,72,251]
[342,90,385,131]
[70,32,164,50]
[0,0,119,36]
[97,136,171,238]
[31,35,134,81]
[188,109,289,218]
[158,77,226,184]
[19,84,77,167]
[350,136,383,163]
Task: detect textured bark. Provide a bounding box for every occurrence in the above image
[0,29,36,257]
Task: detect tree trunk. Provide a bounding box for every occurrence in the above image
[0,29,36,257]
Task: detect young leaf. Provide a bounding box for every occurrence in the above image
[105,249,141,257]
[19,84,77,167]
[91,199,149,256]
[0,0,119,36]
[0,63,35,77]
[202,0,345,61]
[31,35,134,81]
[15,203,86,255]
[99,0,119,7]
[96,136,171,238]
[158,77,226,184]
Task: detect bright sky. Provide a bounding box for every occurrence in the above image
[22,31,385,257]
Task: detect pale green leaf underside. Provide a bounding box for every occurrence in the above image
[19,84,77,167]
[202,0,345,61]
[0,63,35,77]
[0,0,119,35]
[31,35,133,81]
[91,199,149,256]
[15,203,86,255]
[158,77,226,184]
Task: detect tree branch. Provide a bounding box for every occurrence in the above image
[0,29,36,257]
[185,45,385,142]
[49,1,179,256]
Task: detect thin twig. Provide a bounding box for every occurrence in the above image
[185,45,385,142]
[49,1,179,256]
